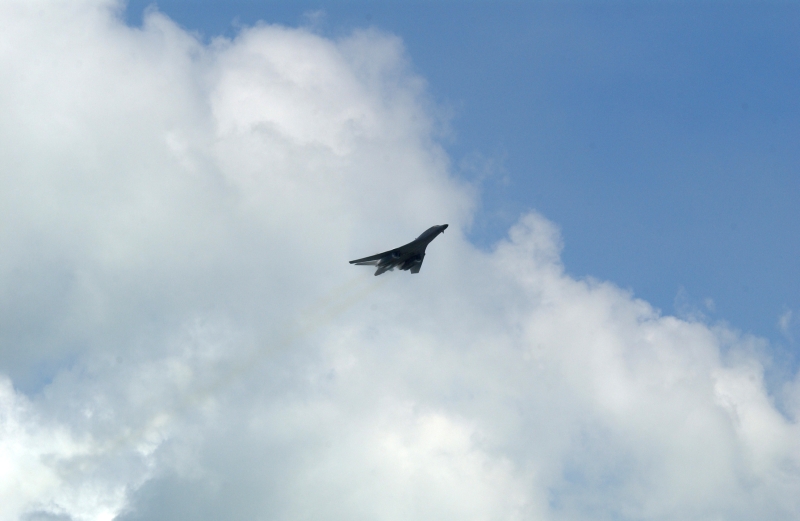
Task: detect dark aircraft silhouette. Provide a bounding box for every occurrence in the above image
[350,224,448,275]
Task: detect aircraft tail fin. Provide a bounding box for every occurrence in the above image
[374,264,393,276]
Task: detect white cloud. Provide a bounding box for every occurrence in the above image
[778,309,793,341]
[1,1,799,520]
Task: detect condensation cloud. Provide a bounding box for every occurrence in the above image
[1,2,799,520]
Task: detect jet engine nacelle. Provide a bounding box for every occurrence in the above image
[400,255,423,271]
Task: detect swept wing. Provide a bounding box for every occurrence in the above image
[349,249,400,265]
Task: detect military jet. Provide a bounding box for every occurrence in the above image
[350,224,448,276]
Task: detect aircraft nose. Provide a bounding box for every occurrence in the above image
[441,224,449,231]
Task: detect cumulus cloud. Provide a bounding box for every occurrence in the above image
[1,1,799,520]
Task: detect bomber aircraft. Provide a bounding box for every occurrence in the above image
[349,224,448,276]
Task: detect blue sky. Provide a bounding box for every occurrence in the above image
[126,1,800,350]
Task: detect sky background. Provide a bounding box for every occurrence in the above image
[125,0,800,354]
[2,1,800,520]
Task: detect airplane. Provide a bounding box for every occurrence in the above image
[349,224,448,276]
